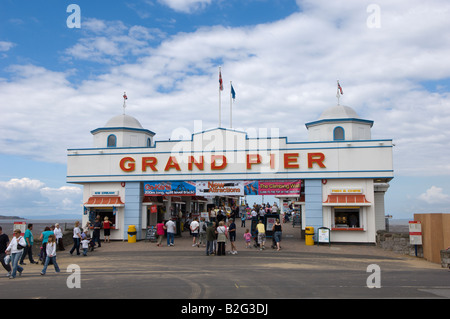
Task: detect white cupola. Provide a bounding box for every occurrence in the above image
[91,114,155,148]
[305,104,373,142]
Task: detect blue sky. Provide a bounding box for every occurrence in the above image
[1,0,450,219]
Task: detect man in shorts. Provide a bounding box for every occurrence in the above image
[256,220,266,250]
[190,217,200,247]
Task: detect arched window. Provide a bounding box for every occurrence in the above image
[333,127,345,141]
[107,134,117,147]
[147,138,152,147]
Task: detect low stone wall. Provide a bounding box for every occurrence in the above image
[441,249,450,268]
[376,230,423,258]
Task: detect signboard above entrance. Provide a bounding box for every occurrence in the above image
[144,180,302,197]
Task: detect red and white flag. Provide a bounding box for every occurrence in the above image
[337,81,343,95]
[219,70,223,91]
[123,92,128,100]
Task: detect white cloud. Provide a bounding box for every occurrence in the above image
[0,178,82,217]
[158,0,212,13]
[0,41,15,52]
[1,0,450,180]
[419,186,450,204]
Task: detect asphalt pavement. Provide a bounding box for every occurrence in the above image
[2,222,449,305]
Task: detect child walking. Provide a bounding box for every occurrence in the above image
[40,235,60,275]
[243,229,252,248]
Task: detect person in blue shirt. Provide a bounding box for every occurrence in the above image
[20,224,38,265]
[39,227,54,264]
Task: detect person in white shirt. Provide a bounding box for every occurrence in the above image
[69,221,82,256]
[40,234,60,275]
[6,229,27,279]
[81,237,90,256]
[54,223,64,251]
[164,218,176,246]
[190,217,200,247]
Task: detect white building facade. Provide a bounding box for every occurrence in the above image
[67,104,394,243]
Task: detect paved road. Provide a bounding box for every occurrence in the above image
[2,224,449,303]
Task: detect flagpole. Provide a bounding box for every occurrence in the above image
[230,81,232,128]
[219,67,222,128]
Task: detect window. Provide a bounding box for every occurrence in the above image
[107,134,117,147]
[333,127,345,141]
[147,138,152,147]
[334,208,360,228]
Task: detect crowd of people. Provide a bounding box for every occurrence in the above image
[153,202,284,255]
[0,216,112,279]
[0,223,65,279]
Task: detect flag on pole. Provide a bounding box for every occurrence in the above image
[219,70,223,91]
[337,81,343,95]
[231,84,236,100]
[123,92,128,100]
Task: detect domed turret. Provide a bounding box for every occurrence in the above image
[91,114,155,148]
[305,104,373,142]
[318,104,360,120]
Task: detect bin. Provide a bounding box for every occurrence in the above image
[127,225,137,243]
[305,226,314,246]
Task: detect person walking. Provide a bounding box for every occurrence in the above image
[0,226,12,277]
[190,217,200,247]
[205,222,216,256]
[54,223,65,251]
[92,217,102,248]
[39,226,54,264]
[103,216,112,243]
[6,229,27,279]
[164,218,176,246]
[272,219,283,251]
[69,221,82,255]
[156,220,165,247]
[199,217,207,247]
[256,220,266,250]
[40,235,60,275]
[241,212,246,227]
[243,229,252,248]
[216,221,228,256]
[20,223,38,265]
[228,218,237,255]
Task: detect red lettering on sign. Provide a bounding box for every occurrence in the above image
[120,157,136,172]
[284,153,299,169]
[308,153,326,168]
[211,155,227,170]
[142,157,158,172]
[246,154,262,169]
[188,156,204,171]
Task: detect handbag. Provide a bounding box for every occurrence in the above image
[16,237,25,250]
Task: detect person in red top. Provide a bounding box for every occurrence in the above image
[103,217,112,243]
[156,221,165,247]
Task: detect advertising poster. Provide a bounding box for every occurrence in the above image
[196,181,244,196]
[257,180,301,195]
[144,181,196,196]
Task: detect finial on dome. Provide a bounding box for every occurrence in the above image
[123,92,128,114]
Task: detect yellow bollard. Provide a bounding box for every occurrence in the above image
[127,225,137,243]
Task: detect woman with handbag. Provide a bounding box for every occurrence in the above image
[216,221,228,256]
[5,229,27,279]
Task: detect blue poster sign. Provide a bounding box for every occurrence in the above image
[144,181,196,196]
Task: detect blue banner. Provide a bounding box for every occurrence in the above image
[144,181,196,196]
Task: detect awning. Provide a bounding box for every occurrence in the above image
[323,194,371,206]
[84,196,125,207]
